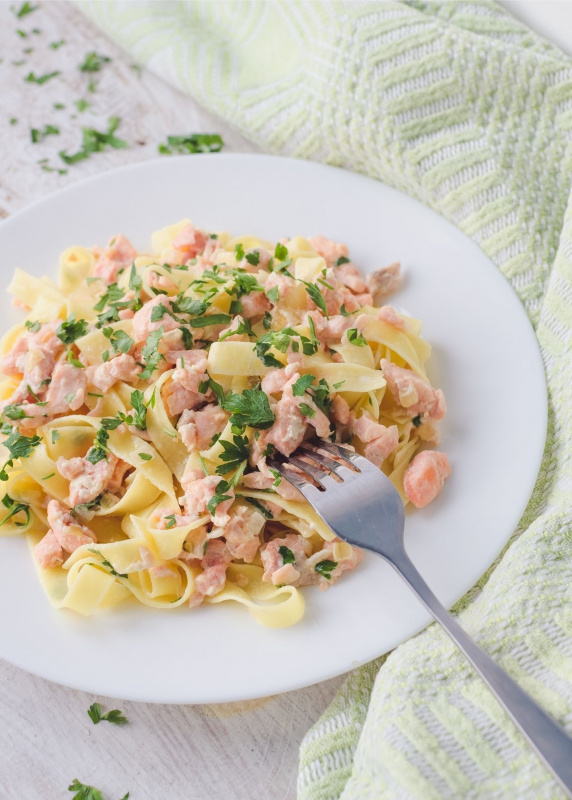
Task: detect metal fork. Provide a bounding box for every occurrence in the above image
[267,441,572,796]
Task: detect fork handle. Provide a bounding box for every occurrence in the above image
[387,549,572,796]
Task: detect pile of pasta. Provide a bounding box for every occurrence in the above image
[0,220,449,627]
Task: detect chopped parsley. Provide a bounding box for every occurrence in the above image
[244,497,273,519]
[79,52,111,72]
[59,116,127,165]
[0,430,41,480]
[206,480,233,516]
[0,494,30,528]
[170,295,207,316]
[218,317,253,342]
[150,302,170,322]
[56,314,88,344]
[13,1,38,17]
[340,304,357,317]
[66,350,84,368]
[279,545,295,565]
[158,133,224,155]
[231,270,264,297]
[245,250,260,266]
[215,431,250,475]
[346,328,367,347]
[68,779,105,800]
[299,402,316,418]
[189,313,231,328]
[88,547,127,578]
[412,415,422,427]
[269,467,282,486]
[24,70,60,85]
[138,453,152,461]
[117,390,147,430]
[266,286,279,304]
[128,264,142,293]
[2,404,31,421]
[209,381,275,430]
[139,327,164,381]
[163,514,176,528]
[51,430,60,444]
[72,496,102,519]
[30,123,59,143]
[234,243,245,261]
[335,256,350,266]
[274,242,288,261]
[291,374,315,397]
[102,327,134,355]
[87,702,127,726]
[302,281,329,318]
[85,418,121,464]
[315,559,338,579]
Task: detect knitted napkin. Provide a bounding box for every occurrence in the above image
[78,2,572,797]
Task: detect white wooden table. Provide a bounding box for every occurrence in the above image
[0,2,568,799]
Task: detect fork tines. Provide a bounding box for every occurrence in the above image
[267,440,360,493]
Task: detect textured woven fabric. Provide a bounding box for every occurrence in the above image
[77,2,572,797]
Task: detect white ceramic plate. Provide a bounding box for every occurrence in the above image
[0,155,546,704]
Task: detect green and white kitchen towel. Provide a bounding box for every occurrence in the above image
[77,1,572,797]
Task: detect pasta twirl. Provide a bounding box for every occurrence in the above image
[0,220,450,627]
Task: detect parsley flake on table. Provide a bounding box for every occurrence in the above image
[87,702,128,726]
[49,39,65,49]
[59,117,127,166]
[24,70,60,85]
[30,123,59,143]
[74,98,91,113]
[158,133,224,155]
[68,779,104,800]
[13,1,38,18]
[79,51,111,72]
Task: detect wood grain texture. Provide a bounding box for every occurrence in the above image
[0,3,346,798]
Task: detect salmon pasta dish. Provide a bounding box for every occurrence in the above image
[0,220,450,627]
